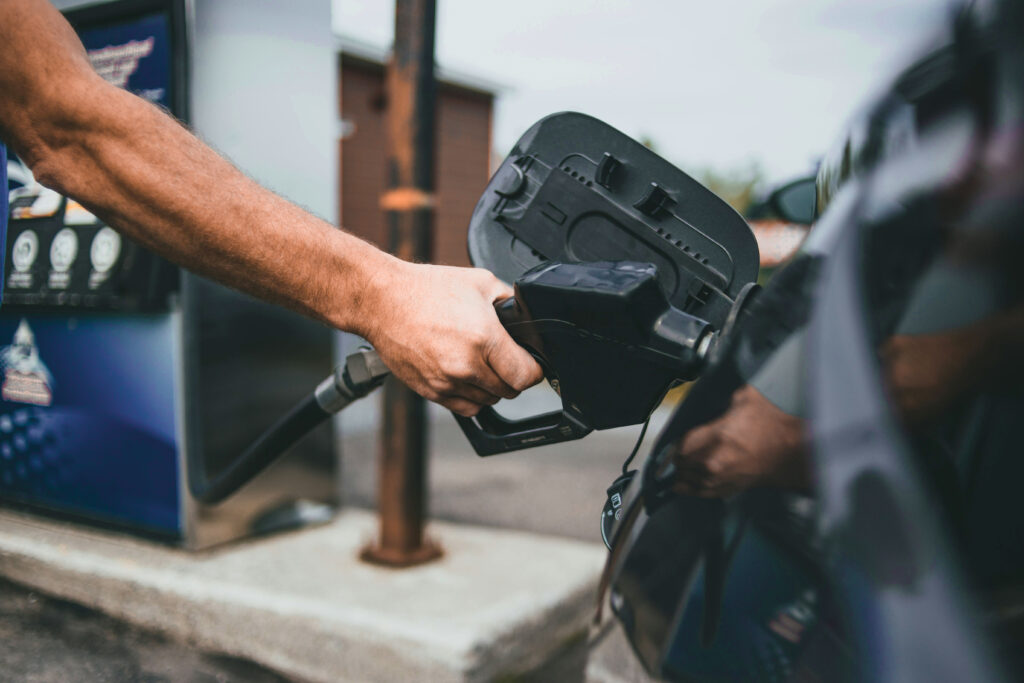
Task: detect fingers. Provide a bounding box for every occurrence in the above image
[427,365,503,417]
[449,383,502,409]
[471,270,543,394]
[672,423,723,497]
[428,332,520,401]
[417,382,495,418]
[484,329,544,394]
[442,396,485,418]
[674,464,718,497]
[465,347,521,400]
[678,422,718,455]
[435,333,538,416]
[438,328,541,414]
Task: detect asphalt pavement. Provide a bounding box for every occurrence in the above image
[0,578,291,683]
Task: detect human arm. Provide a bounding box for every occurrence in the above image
[0,0,541,415]
[881,306,1024,424]
[671,305,1024,498]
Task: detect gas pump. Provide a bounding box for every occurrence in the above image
[0,0,340,548]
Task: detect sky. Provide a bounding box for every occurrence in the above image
[332,0,946,184]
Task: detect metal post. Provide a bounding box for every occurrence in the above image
[361,0,442,567]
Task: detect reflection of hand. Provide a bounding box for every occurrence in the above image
[882,330,984,423]
[358,260,543,417]
[672,385,808,498]
[881,307,1024,423]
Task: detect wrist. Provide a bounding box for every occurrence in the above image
[321,235,403,338]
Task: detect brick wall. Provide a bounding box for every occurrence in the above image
[339,55,494,267]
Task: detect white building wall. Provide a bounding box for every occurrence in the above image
[190,0,337,224]
[53,0,339,224]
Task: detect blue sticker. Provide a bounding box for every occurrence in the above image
[0,315,181,535]
[79,13,171,106]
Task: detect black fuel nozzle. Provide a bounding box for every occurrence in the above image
[456,261,717,456]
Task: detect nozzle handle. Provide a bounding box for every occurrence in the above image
[454,406,592,457]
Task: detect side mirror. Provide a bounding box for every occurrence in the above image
[769,177,817,225]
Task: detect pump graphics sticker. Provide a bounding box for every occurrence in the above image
[87,37,155,90]
[0,320,53,406]
[80,12,170,108]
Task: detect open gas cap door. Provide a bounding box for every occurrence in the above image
[468,112,760,327]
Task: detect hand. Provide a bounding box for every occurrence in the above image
[358,260,543,416]
[672,385,809,498]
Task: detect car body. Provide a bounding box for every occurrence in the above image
[605,1,1024,681]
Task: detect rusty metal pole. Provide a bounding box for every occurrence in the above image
[361,0,442,567]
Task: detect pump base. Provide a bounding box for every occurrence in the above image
[359,537,444,567]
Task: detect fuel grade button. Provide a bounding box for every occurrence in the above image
[48,228,79,291]
[88,227,122,290]
[8,230,39,289]
[90,227,121,273]
[12,231,39,272]
[49,228,78,272]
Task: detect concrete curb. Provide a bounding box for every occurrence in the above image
[0,509,606,682]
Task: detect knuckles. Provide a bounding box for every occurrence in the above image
[507,364,543,393]
[507,374,531,393]
[448,362,479,382]
[418,375,450,402]
[466,332,491,353]
[702,457,724,478]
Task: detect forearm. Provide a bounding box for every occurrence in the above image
[882,307,1024,423]
[0,0,391,333]
[0,0,544,414]
[35,82,392,332]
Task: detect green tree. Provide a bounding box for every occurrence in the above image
[689,161,765,215]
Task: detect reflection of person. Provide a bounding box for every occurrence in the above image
[672,384,808,498]
[671,314,1024,498]
[670,241,1024,499]
[881,306,1024,424]
[0,0,542,416]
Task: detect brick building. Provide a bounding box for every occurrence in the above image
[338,41,498,267]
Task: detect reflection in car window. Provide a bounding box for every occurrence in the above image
[853,140,1024,672]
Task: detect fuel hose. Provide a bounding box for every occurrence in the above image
[188,348,390,504]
